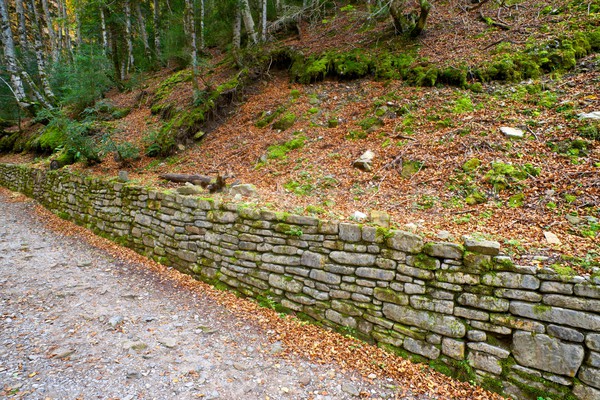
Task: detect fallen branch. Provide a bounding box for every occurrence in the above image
[479,11,511,30]
[159,173,212,186]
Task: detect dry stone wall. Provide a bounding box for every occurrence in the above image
[1,163,599,400]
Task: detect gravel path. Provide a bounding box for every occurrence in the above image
[0,192,432,400]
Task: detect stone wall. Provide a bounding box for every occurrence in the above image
[1,163,599,400]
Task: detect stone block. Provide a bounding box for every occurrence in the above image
[458,293,509,312]
[382,303,466,338]
[409,296,454,314]
[470,321,511,335]
[573,383,600,400]
[579,366,600,390]
[482,272,540,290]
[494,288,542,302]
[588,352,600,368]
[467,330,486,342]
[490,314,544,333]
[467,342,509,358]
[423,242,463,260]
[325,309,357,328]
[587,334,600,352]
[356,267,395,281]
[332,300,363,317]
[404,283,425,294]
[540,281,573,294]
[543,294,600,313]
[387,231,424,254]
[463,237,500,255]
[373,287,408,305]
[442,338,465,360]
[513,331,584,377]
[468,351,502,375]
[454,307,489,321]
[510,301,600,331]
[339,223,362,242]
[329,251,376,267]
[262,253,300,266]
[404,337,440,359]
[309,270,341,285]
[397,264,434,280]
[574,283,600,299]
[269,274,304,293]
[436,271,480,285]
[547,324,584,343]
[300,251,325,269]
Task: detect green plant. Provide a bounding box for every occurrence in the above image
[267,135,306,160]
[101,134,140,165]
[143,129,176,157]
[283,180,314,196]
[452,95,475,113]
[284,226,303,237]
[272,113,297,130]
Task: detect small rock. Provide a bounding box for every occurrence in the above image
[579,111,600,120]
[500,126,524,138]
[281,387,290,393]
[53,348,75,359]
[233,362,248,371]
[158,337,177,348]
[270,341,284,354]
[176,186,203,195]
[298,375,312,386]
[565,215,582,225]
[404,223,418,231]
[370,210,390,228]
[341,383,360,396]
[353,150,375,172]
[350,211,367,222]
[437,230,451,240]
[228,184,258,198]
[543,231,562,245]
[177,144,186,151]
[368,373,377,379]
[118,170,129,182]
[143,316,156,322]
[108,315,124,327]
[126,370,141,379]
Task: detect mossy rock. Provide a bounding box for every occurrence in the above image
[272,113,297,131]
[462,158,481,172]
[465,191,487,205]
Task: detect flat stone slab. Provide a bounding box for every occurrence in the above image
[512,331,584,377]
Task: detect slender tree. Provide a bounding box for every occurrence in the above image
[41,0,58,63]
[261,0,267,42]
[27,0,56,103]
[153,0,161,62]
[100,5,109,55]
[124,0,135,74]
[232,3,241,50]
[0,0,30,108]
[240,0,258,45]
[136,1,152,58]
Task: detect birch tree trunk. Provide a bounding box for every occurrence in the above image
[41,0,58,63]
[75,11,81,47]
[0,0,31,108]
[56,0,63,56]
[136,2,151,58]
[240,0,258,45]
[27,0,56,103]
[232,4,241,50]
[185,0,200,92]
[124,0,135,74]
[199,0,204,50]
[15,0,29,55]
[261,0,267,42]
[153,0,161,63]
[100,6,109,55]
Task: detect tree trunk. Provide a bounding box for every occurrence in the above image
[41,0,58,63]
[75,11,81,47]
[153,0,162,63]
[199,0,204,50]
[14,0,29,55]
[136,2,151,58]
[261,0,267,42]
[411,0,431,37]
[185,0,200,92]
[60,0,73,59]
[240,0,258,45]
[124,0,135,74]
[100,6,109,55]
[232,3,241,50]
[27,0,56,104]
[0,0,31,109]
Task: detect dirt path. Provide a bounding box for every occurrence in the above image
[0,191,433,400]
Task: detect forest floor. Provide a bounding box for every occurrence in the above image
[0,187,502,400]
[1,0,598,271]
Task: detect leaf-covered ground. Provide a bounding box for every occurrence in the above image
[2,0,598,272]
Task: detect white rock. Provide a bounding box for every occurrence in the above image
[351,211,367,222]
[353,150,375,171]
[500,127,524,138]
[579,111,600,120]
[543,231,562,245]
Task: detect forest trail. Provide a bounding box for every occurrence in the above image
[0,189,436,400]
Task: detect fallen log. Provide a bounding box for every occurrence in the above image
[159,173,212,187]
